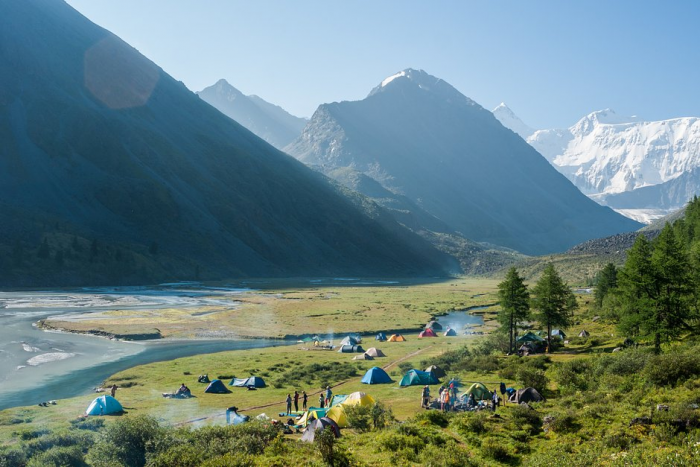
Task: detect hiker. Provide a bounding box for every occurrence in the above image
[492,390,499,412]
[110,384,118,398]
[450,381,457,401]
[468,393,476,408]
[319,394,325,408]
[285,394,292,415]
[440,388,449,411]
[302,391,308,410]
[438,384,445,397]
[325,386,333,407]
[500,382,506,405]
[421,385,430,408]
[293,391,299,412]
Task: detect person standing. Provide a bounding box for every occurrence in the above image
[110,384,118,398]
[492,390,499,412]
[421,385,430,408]
[319,393,325,408]
[302,391,308,410]
[325,386,333,407]
[293,391,299,412]
[440,388,448,412]
[285,394,292,415]
[450,381,457,402]
[500,381,506,406]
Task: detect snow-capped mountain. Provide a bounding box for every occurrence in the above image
[286,68,640,255]
[494,106,700,223]
[492,103,535,139]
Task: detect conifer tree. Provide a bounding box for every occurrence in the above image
[594,263,617,308]
[531,264,577,353]
[497,267,530,353]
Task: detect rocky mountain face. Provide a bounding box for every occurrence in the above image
[492,103,535,139]
[0,1,452,285]
[198,79,306,149]
[496,105,700,223]
[286,69,641,255]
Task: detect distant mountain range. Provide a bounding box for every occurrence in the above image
[0,0,452,285]
[198,79,306,149]
[286,68,640,255]
[493,105,700,223]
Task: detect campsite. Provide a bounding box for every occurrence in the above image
[3,274,700,466]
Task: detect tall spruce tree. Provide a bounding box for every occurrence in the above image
[594,263,618,308]
[531,264,577,353]
[497,267,530,353]
[617,227,693,353]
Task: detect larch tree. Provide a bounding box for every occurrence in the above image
[594,262,617,309]
[531,264,577,353]
[497,267,530,354]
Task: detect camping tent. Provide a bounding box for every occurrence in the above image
[325,405,348,427]
[342,392,376,407]
[230,376,266,388]
[338,344,364,353]
[301,417,341,442]
[424,365,446,378]
[296,407,327,427]
[353,353,373,360]
[339,336,360,346]
[387,334,406,342]
[376,332,387,341]
[462,382,492,400]
[205,379,231,393]
[226,409,250,425]
[418,329,437,338]
[444,328,457,337]
[551,329,567,339]
[85,395,123,416]
[578,330,590,338]
[365,348,386,357]
[425,320,443,331]
[509,387,544,404]
[361,367,392,385]
[516,332,545,343]
[399,369,439,387]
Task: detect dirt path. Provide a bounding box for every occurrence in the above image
[175,343,437,426]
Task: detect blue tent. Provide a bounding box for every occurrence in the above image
[230,376,266,388]
[205,379,231,393]
[85,395,123,416]
[361,367,392,384]
[226,409,250,425]
[376,332,387,341]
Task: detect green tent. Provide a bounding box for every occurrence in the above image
[399,369,439,387]
[462,382,492,401]
[516,332,545,343]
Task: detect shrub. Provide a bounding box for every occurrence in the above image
[23,430,94,460]
[12,428,46,440]
[344,405,372,433]
[370,402,394,430]
[545,411,580,434]
[200,453,255,467]
[552,358,592,393]
[516,366,549,394]
[414,410,450,428]
[87,415,162,467]
[0,449,26,467]
[70,417,105,431]
[419,443,476,467]
[452,412,487,434]
[26,445,87,467]
[509,405,542,435]
[480,437,512,462]
[397,362,414,373]
[644,352,700,387]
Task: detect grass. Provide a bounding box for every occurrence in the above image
[42,277,501,339]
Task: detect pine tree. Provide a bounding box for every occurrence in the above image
[594,263,618,308]
[497,267,530,354]
[616,227,694,353]
[531,264,577,353]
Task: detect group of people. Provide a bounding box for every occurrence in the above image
[422,381,507,412]
[284,386,334,414]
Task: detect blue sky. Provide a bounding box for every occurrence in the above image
[65,0,700,129]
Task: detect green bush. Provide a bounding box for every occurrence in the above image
[397,361,414,373]
[452,412,487,434]
[26,445,87,467]
[23,429,94,460]
[644,352,700,387]
[414,410,450,428]
[552,358,592,393]
[509,405,543,435]
[0,448,26,467]
[480,437,512,462]
[344,405,372,432]
[87,415,162,467]
[545,411,580,434]
[418,443,477,467]
[516,366,549,394]
[70,417,105,431]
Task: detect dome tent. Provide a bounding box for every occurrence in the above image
[339,336,361,346]
[387,334,406,342]
[301,417,340,442]
[418,328,437,338]
[353,353,373,360]
[443,328,457,336]
[425,320,443,331]
[509,387,544,404]
[365,347,386,357]
[399,369,439,387]
[205,379,231,393]
[375,332,387,341]
[462,382,492,401]
[361,367,392,384]
[85,395,123,416]
[424,365,446,378]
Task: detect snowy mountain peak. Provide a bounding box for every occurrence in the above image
[368,68,475,107]
[492,102,535,139]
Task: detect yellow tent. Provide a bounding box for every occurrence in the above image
[388,334,406,342]
[340,392,375,407]
[325,406,348,427]
[295,407,324,427]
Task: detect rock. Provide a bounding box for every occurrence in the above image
[657,404,670,412]
[612,347,623,352]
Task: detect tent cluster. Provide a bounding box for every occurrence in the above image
[296,391,376,432]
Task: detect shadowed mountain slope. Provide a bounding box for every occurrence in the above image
[0,1,451,285]
[286,69,641,255]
